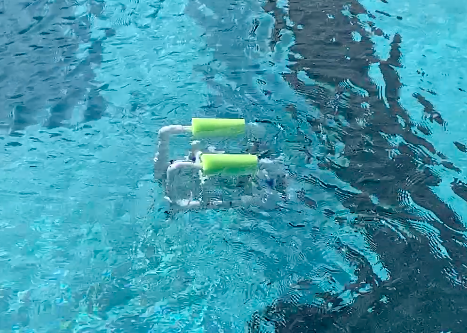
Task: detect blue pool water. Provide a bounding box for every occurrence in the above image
[1,0,466,331]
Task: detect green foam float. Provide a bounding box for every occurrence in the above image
[201,153,258,176]
[191,118,246,138]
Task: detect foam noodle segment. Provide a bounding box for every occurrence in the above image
[191,118,245,137]
[201,154,258,175]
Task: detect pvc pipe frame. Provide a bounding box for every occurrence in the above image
[154,125,192,178]
[164,158,278,212]
[154,122,263,177]
[154,122,280,211]
[166,161,202,183]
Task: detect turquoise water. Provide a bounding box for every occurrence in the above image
[1,0,466,331]
[358,0,467,224]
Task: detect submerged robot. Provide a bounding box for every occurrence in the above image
[153,118,288,212]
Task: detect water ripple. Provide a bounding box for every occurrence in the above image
[2,0,466,331]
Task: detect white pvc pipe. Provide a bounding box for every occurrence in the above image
[154,125,192,179]
[166,161,202,184]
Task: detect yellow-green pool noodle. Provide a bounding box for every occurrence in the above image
[201,154,258,175]
[191,118,245,137]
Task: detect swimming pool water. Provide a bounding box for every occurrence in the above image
[1,0,466,331]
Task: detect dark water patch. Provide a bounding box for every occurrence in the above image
[248,246,382,332]
[375,10,391,17]
[85,278,135,319]
[263,0,290,51]
[10,131,24,137]
[454,141,467,152]
[5,141,22,147]
[249,220,467,332]
[414,92,445,126]
[420,87,436,95]
[0,0,110,133]
[246,0,467,331]
[342,223,467,332]
[274,0,465,235]
[415,123,431,136]
[184,0,467,330]
[296,189,318,209]
[84,88,108,122]
[451,179,467,203]
[441,160,460,173]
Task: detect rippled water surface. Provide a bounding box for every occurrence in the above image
[1,0,467,332]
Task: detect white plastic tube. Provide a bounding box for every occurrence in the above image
[154,125,192,179]
[166,161,202,184]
